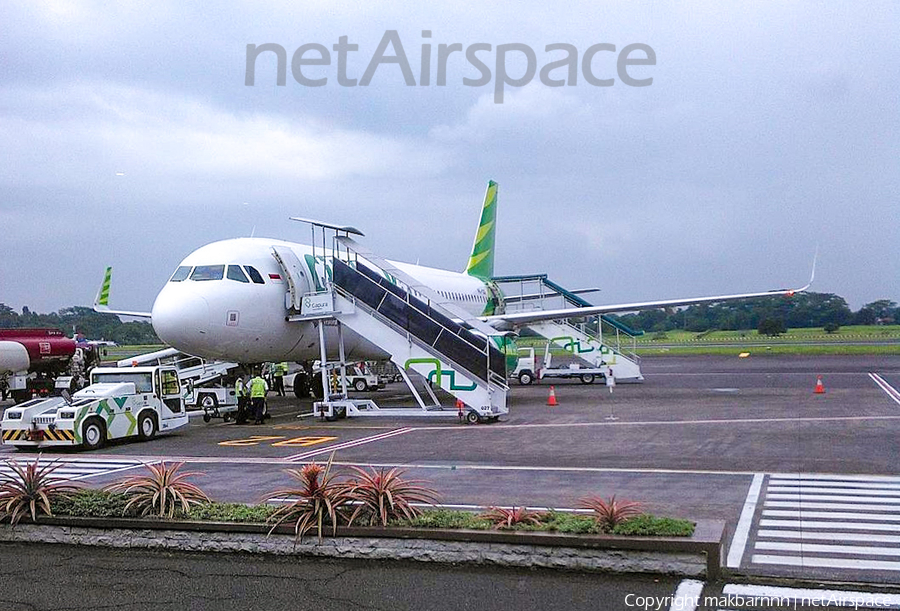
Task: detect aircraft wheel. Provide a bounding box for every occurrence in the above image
[82,418,106,450]
[518,371,534,385]
[138,411,158,440]
[465,411,480,425]
[580,373,595,384]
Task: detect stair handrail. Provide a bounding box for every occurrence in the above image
[332,281,506,391]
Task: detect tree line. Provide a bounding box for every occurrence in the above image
[0,304,159,345]
[608,293,898,335]
[1,293,897,344]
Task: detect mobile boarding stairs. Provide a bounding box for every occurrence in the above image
[494,274,644,382]
[276,235,508,424]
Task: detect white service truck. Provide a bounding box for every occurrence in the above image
[0,365,189,450]
[511,346,611,385]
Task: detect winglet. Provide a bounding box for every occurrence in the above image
[465,180,498,279]
[786,247,818,296]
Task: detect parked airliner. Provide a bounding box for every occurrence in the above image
[95,181,812,365]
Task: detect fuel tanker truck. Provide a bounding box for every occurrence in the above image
[0,329,99,403]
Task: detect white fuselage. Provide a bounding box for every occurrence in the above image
[151,238,493,364]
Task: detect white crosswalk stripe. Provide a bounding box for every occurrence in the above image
[750,473,900,571]
[718,584,900,609]
[0,456,154,481]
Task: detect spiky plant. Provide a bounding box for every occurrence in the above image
[104,461,211,518]
[477,505,544,529]
[578,495,644,531]
[344,466,441,527]
[265,455,350,542]
[0,455,80,525]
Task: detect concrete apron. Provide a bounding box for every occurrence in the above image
[0,517,725,579]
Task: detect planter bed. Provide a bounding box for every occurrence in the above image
[0,515,725,579]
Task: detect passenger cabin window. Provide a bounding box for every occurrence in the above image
[169,266,192,282]
[244,266,265,284]
[227,265,250,283]
[190,265,225,281]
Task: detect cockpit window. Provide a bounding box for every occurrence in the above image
[226,265,250,283]
[190,265,225,281]
[244,266,265,284]
[169,266,192,282]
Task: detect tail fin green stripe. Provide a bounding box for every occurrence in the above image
[97,267,112,306]
[465,180,498,279]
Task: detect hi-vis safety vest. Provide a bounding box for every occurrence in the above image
[249,377,267,398]
[235,379,245,397]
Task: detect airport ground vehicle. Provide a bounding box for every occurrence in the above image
[511,346,610,385]
[116,347,239,421]
[0,365,188,450]
[338,363,383,392]
[0,329,99,403]
[286,362,382,398]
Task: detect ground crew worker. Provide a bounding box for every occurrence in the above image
[249,372,268,424]
[234,376,249,424]
[274,362,287,396]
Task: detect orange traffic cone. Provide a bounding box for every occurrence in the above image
[547,386,558,406]
[814,376,825,394]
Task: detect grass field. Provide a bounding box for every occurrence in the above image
[633,325,900,344]
[520,325,900,356]
[99,345,167,364]
[104,325,900,363]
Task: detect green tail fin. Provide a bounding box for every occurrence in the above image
[465,180,498,279]
[94,267,112,310]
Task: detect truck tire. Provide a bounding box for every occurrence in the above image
[200,393,218,410]
[82,418,106,450]
[353,379,367,392]
[518,371,534,385]
[580,373,595,384]
[465,411,480,424]
[138,411,158,441]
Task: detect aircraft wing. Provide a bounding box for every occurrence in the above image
[92,267,153,318]
[483,282,813,327]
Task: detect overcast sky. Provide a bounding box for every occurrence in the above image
[1,1,897,315]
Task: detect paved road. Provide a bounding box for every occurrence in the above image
[0,542,680,611]
[2,354,899,585]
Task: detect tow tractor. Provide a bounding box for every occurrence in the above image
[0,365,189,450]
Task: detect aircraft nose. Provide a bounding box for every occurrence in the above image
[151,286,210,353]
